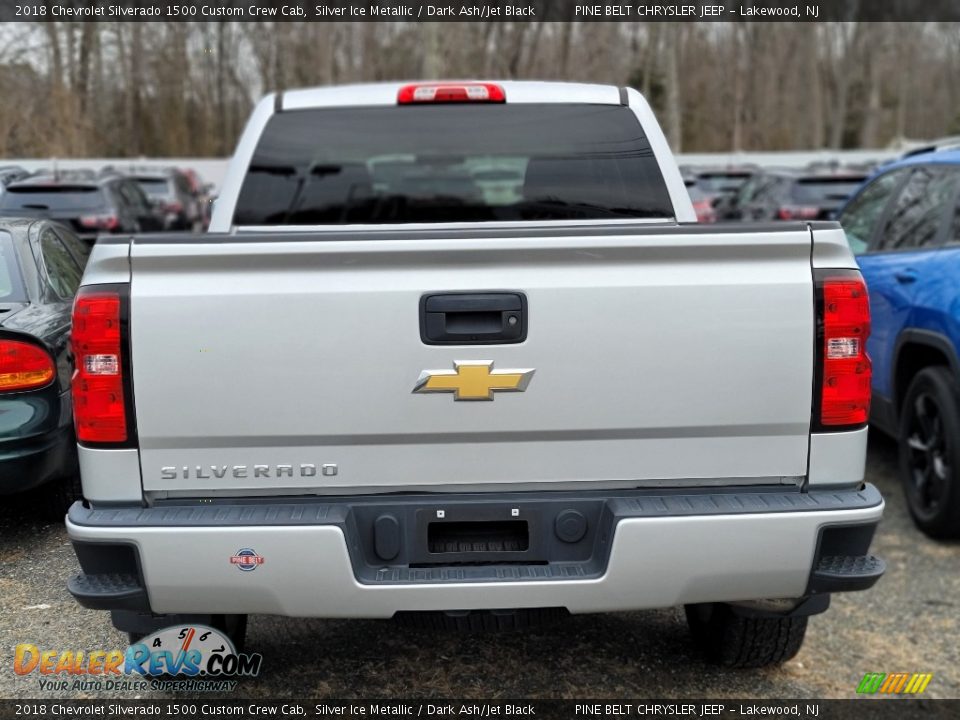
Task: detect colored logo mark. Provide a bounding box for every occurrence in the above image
[229,548,264,572]
[856,673,933,695]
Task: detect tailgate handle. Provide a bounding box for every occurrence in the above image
[420,292,527,345]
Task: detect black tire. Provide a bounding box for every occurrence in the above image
[898,366,960,539]
[217,613,249,653]
[41,473,83,522]
[394,607,568,632]
[684,603,807,668]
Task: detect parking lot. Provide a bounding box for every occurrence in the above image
[0,433,956,700]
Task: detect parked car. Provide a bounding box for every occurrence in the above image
[180,168,214,229]
[898,136,960,160]
[0,218,88,518]
[683,174,717,223]
[0,165,29,191]
[0,172,163,243]
[123,168,203,231]
[837,148,960,539]
[694,165,759,199]
[66,81,883,668]
[722,169,867,222]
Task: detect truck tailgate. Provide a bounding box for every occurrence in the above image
[129,226,814,496]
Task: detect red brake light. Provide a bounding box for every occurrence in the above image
[692,199,716,223]
[0,339,56,392]
[778,205,819,220]
[79,215,120,231]
[817,272,871,428]
[397,83,506,104]
[72,289,128,443]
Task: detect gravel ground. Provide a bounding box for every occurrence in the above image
[1,433,957,700]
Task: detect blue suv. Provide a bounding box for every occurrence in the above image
[838,148,960,538]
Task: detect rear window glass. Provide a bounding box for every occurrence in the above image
[0,232,27,302]
[0,186,105,212]
[791,177,865,204]
[135,178,174,197]
[234,104,673,225]
[696,173,751,194]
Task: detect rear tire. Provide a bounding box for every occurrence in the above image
[394,607,568,632]
[898,367,960,539]
[684,603,807,668]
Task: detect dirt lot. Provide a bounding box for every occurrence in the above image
[1,433,957,700]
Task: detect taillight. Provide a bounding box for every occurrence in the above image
[815,270,871,430]
[0,339,56,392]
[72,287,130,444]
[79,215,120,231]
[164,201,183,214]
[397,83,506,104]
[778,205,819,220]
[692,200,716,223]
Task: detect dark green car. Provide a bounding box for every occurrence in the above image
[0,218,88,518]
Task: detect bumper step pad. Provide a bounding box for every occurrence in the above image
[809,554,886,593]
[67,573,150,611]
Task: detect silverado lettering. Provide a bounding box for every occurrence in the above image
[159,464,338,480]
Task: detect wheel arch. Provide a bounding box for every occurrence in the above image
[893,330,960,417]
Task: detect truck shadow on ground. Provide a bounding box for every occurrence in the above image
[235,611,808,698]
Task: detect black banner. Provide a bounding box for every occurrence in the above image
[2,701,959,720]
[5,0,960,23]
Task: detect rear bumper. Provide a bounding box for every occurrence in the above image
[0,424,76,495]
[66,485,885,618]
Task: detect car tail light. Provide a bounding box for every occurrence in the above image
[72,287,131,444]
[164,201,183,214]
[78,214,120,231]
[777,205,820,220]
[815,270,871,429]
[397,83,506,104]
[692,199,716,223]
[0,339,56,392]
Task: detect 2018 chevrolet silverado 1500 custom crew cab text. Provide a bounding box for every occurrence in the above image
[65,81,884,668]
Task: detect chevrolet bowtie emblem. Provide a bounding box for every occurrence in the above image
[413,361,535,401]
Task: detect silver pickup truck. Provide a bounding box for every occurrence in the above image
[66,81,884,668]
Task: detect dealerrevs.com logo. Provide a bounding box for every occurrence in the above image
[15,625,262,693]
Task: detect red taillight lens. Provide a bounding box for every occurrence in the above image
[0,339,56,392]
[692,200,716,223]
[778,205,820,220]
[79,215,120,231]
[164,202,183,214]
[72,289,127,443]
[817,272,871,428]
[397,83,506,104]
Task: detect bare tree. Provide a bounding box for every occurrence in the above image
[3,21,960,159]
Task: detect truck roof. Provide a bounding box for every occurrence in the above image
[279,81,625,111]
